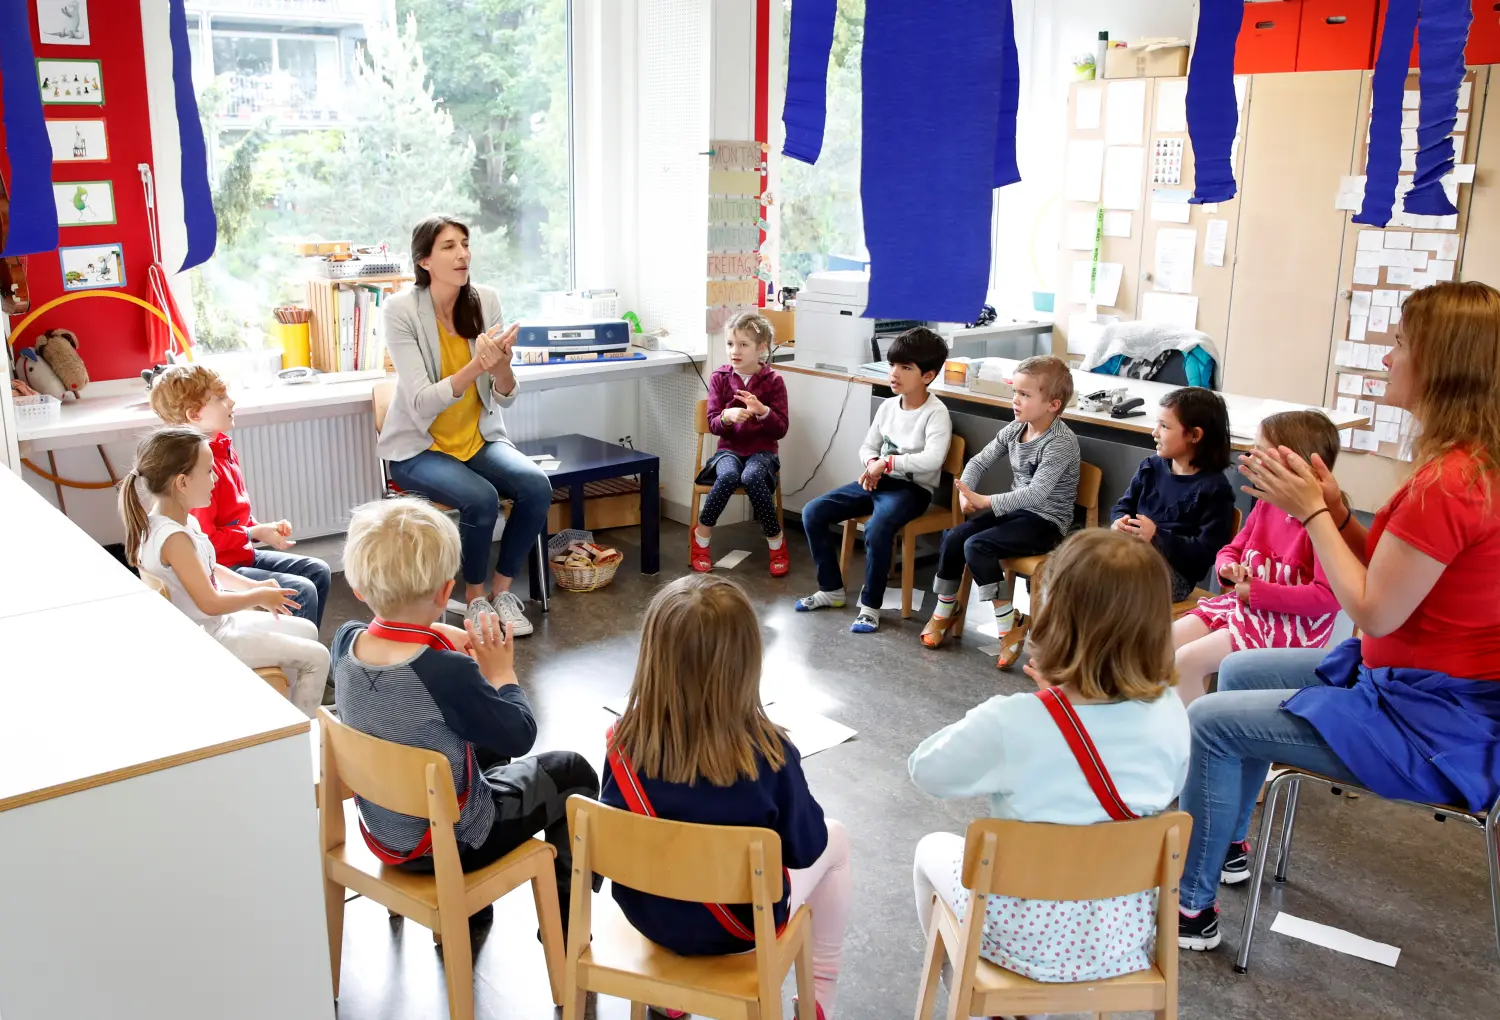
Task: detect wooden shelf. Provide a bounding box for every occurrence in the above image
[306,275,412,373]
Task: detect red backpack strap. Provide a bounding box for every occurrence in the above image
[1034,687,1138,821]
[359,745,475,865]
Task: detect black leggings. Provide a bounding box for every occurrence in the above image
[698,452,782,537]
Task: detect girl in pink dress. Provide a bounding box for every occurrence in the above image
[1173,411,1347,704]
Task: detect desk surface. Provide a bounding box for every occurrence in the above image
[515,434,659,478]
[18,348,700,453]
[780,359,1370,450]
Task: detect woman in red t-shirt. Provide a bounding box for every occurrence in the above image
[1174,281,1500,953]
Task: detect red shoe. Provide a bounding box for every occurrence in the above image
[791,998,826,1020]
[768,542,791,577]
[690,540,713,573]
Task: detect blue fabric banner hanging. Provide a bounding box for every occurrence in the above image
[862,1,1010,323]
[1356,0,1420,227]
[1186,0,1242,204]
[993,0,1020,189]
[0,2,60,258]
[1407,0,1472,217]
[169,0,217,271]
[782,0,836,165]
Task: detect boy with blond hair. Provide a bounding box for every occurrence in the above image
[921,355,1081,648]
[334,497,597,926]
[149,363,331,628]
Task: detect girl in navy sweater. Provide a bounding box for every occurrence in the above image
[1111,387,1237,601]
[602,575,850,1019]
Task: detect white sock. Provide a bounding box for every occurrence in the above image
[694,527,711,548]
[767,533,784,550]
[933,594,957,619]
[798,589,846,610]
[993,601,1014,620]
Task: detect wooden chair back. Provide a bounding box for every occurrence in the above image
[693,398,713,479]
[941,434,966,478]
[1078,462,1103,528]
[372,378,396,435]
[1232,506,1244,536]
[318,707,461,826]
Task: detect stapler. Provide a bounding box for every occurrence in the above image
[1078,387,1129,413]
[1110,396,1147,419]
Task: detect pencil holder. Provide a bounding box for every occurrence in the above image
[271,322,311,368]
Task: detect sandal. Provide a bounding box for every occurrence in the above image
[920,612,957,648]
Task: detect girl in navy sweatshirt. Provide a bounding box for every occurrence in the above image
[602,575,850,1020]
[1111,387,1237,601]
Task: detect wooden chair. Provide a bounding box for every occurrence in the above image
[1235,766,1500,972]
[561,795,816,1020]
[690,397,784,541]
[318,708,567,1020]
[1171,507,1245,618]
[838,435,968,619]
[951,461,1104,668]
[914,812,1191,1020]
[140,571,291,694]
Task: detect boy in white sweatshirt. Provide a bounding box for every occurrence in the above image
[796,327,953,633]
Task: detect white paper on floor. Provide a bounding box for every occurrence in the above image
[977,641,1003,657]
[1270,912,1400,967]
[606,693,781,717]
[716,549,751,569]
[881,588,924,611]
[766,702,857,757]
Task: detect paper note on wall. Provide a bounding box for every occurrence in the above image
[1335,176,1366,212]
[709,170,761,195]
[1070,260,1124,307]
[1353,430,1381,452]
[1102,211,1132,238]
[1204,219,1228,267]
[1430,259,1456,282]
[1369,306,1390,333]
[1337,373,1364,395]
[1388,266,1415,286]
[1403,90,1420,109]
[1351,292,1373,316]
[1150,192,1192,223]
[1140,292,1198,330]
[1384,231,1412,250]
[1358,231,1385,251]
[1156,79,1188,132]
[1335,341,1356,367]
[1102,146,1144,210]
[1365,378,1389,398]
[1153,229,1197,294]
[1372,289,1397,307]
[1353,266,1380,286]
[1348,315,1367,342]
[1105,78,1147,145]
[1066,140,1105,202]
[1076,85,1103,130]
[1065,211,1099,251]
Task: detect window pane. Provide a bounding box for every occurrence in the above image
[189,2,572,354]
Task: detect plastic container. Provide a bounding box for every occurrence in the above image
[271,322,312,368]
[13,393,61,428]
[1032,291,1056,313]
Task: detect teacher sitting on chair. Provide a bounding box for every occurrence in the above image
[378,215,551,636]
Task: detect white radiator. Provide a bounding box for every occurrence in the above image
[234,410,384,539]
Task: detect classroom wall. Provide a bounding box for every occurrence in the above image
[2,3,159,382]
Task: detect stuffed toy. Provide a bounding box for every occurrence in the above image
[16,347,65,399]
[37,329,88,397]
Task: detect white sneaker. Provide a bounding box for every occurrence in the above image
[494,591,534,637]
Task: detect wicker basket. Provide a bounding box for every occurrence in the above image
[548,529,622,593]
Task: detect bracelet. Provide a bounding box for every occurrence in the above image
[1301,506,1332,527]
[886,455,896,475]
[1338,506,1354,531]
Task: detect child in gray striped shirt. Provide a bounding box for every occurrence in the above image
[922,356,1081,649]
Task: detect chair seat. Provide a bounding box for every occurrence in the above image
[970,956,1167,1014]
[1000,553,1048,578]
[1268,764,1490,822]
[849,504,954,535]
[385,480,456,514]
[1173,587,1215,613]
[579,892,768,1003]
[327,810,554,921]
[253,667,289,695]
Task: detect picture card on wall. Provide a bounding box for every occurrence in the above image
[52,181,115,226]
[1102,211,1132,238]
[1353,266,1381,286]
[59,243,126,291]
[37,59,104,105]
[1075,85,1103,130]
[45,119,108,162]
[35,0,90,45]
[1102,146,1144,210]
[1105,79,1147,145]
[1065,140,1105,202]
[1368,306,1390,334]
[1070,260,1123,307]
[1337,373,1364,395]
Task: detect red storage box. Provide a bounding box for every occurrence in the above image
[1376,0,1500,67]
[1298,0,1378,70]
[1237,1,1303,74]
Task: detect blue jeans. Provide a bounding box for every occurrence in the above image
[800,477,932,609]
[1178,647,1361,910]
[234,548,332,628]
[389,441,553,586]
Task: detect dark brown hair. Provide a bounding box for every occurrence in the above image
[886,326,948,375]
[118,426,210,567]
[411,215,483,340]
[1030,529,1176,701]
[1161,387,1231,473]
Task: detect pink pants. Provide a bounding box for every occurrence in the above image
[787,818,852,1016]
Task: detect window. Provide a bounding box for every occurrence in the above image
[773,0,865,292]
[189,0,573,353]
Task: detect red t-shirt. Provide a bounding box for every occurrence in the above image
[1362,449,1500,679]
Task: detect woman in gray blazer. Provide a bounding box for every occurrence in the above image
[379,215,551,636]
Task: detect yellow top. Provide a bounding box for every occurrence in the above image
[427,320,486,461]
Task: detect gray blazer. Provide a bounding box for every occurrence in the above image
[377,283,520,463]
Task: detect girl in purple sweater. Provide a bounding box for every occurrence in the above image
[1173,410,1346,704]
[694,312,791,576]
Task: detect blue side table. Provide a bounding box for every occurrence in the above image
[516,434,661,612]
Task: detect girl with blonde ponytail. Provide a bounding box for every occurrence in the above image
[120,426,329,716]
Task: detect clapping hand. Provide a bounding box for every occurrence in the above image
[955,480,988,515]
[736,390,768,417]
[1220,562,1249,585]
[1113,515,1157,541]
[720,407,750,425]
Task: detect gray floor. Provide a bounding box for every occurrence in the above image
[316,519,1500,1020]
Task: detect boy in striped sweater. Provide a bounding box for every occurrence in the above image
[922,356,1081,648]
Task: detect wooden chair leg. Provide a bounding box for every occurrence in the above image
[912,905,944,1020]
[561,959,587,1020]
[950,567,974,638]
[532,862,567,1007]
[323,877,346,999]
[438,904,476,1020]
[795,928,817,1019]
[629,1002,648,1020]
[839,520,857,579]
[901,529,917,619]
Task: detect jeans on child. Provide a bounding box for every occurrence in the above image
[930,509,1061,603]
[800,478,932,609]
[1177,647,1360,910]
[235,548,332,628]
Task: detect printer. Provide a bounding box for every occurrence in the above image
[792,270,933,374]
[512,318,634,364]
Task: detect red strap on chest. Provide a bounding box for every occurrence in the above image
[605,726,787,942]
[1033,688,1138,822]
[357,619,475,865]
